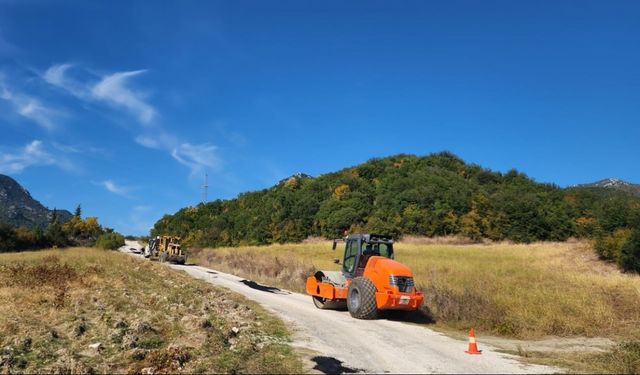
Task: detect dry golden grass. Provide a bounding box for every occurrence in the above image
[190,244,335,293]
[192,240,640,340]
[398,241,640,339]
[191,240,640,373]
[0,248,303,374]
[501,340,640,374]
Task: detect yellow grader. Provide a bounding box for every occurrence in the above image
[145,235,187,264]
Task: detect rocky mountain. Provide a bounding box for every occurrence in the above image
[277,172,313,187]
[574,178,640,196]
[0,174,72,228]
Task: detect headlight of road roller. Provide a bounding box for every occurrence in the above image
[388,275,414,293]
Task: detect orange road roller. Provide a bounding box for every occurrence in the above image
[306,234,423,319]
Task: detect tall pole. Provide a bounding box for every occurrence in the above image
[201,173,208,203]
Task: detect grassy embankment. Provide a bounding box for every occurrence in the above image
[190,239,640,373]
[0,248,303,374]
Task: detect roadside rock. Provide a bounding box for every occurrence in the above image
[80,343,103,358]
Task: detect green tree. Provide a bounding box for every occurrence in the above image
[96,232,125,250]
[401,204,429,234]
[594,228,632,261]
[460,210,483,241]
[619,228,640,273]
[62,216,104,246]
[46,209,69,247]
[0,224,18,252]
[45,220,69,248]
[325,207,359,237]
[365,212,401,238]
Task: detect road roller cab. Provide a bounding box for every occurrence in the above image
[306,234,424,319]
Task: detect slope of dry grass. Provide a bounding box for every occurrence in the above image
[0,248,303,374]
[191,240,640,373]
[192,240,640,339]
[399,241,640,339]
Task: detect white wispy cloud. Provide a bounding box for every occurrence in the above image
[43,63,72,87]
[16,98,58,130]
[43,64,156,125]
[135,130,222,177]
[42,63,223,178]
[97,179,130,196]
[51,142,108,156]
[0,140,74,174]
[0,79,60,131]
[171,143,221,176]
[134,131,177,150]
[92,70,156,124]
[0,82,10,99]
[43,63,86,98]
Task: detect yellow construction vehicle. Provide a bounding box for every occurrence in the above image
[145,235,187,264]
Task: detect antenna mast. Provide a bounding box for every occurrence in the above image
[201,173,209,203]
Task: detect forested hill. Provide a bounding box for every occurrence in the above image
[152,152,640,247]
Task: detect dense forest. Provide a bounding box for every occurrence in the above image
[152,152,640,271]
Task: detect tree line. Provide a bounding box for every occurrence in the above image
[0,205,125,252]
[152,152,640,272]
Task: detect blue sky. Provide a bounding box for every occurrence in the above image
[1,1,639,235]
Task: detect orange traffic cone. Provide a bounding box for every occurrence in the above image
[465,328,482,355]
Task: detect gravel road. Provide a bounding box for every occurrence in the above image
[122,241,559,374]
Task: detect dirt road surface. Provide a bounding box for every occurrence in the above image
[122,241,559,374]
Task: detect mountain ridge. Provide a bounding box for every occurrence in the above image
[0,174,72,228]
[574,177,640,196]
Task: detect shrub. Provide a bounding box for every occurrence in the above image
[0,225,49,251]
[45,221,69,248]
[594,228,632,261]
[95,232,125,250]
[0,223,18,252]
[619,228,640,273]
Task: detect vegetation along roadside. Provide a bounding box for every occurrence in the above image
[0,248,303,374]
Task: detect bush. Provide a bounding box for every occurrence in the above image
[594,228,632,261]
[0,223,18,252]
[619,228,640,273]
[95,232,125,250]
[45,221,69,248]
